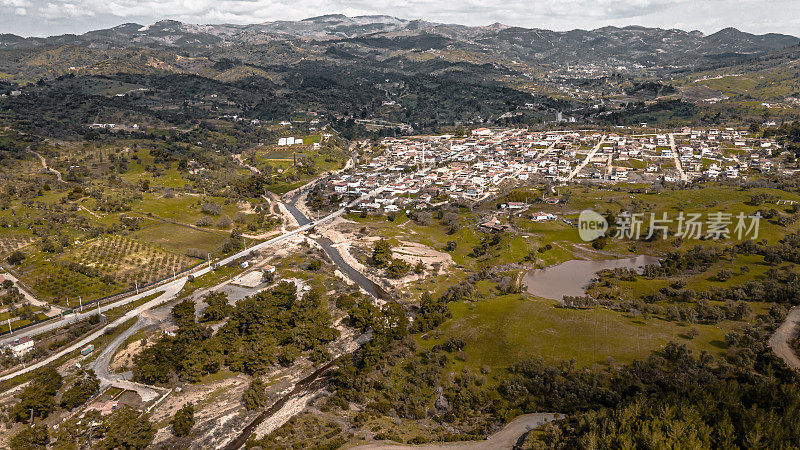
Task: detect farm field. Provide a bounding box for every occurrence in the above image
[14,236,200,305]
[0,235,33,256]
[132,222,226,254]
[134,193,242,226]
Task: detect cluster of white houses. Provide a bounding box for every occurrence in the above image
[322,127,789,215]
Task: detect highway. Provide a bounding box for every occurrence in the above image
[0,180,391,382]
[0,277,185,347]
[0,279,186,382]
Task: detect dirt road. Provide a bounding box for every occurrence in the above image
[356,413,559,449]
[769,306,800,371]
[28,149,63,182]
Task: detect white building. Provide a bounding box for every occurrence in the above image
[8,336,34,357]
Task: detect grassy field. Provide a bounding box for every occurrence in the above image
[132,223,226,254]
[135,193,241,226]
[421,289,735,369]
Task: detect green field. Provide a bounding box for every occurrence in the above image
[422,289,735,369]
[132,223,226,254]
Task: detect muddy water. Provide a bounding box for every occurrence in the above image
[284,196,390,299]
[522,256,660,301]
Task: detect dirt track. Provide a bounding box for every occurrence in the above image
[355,413,559,449]
[769,305,800,371]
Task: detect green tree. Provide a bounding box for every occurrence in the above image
[201,291,232,322]
[387,258,410,278]
[97,407,154,450]
[11,366,63,422]
[372,239,393,268]
[9,424,49,450]
[60,369,100,410]
[170,403,195,437]
[171,299,196,328]
[243,379,269,410]
[7,250,25,265]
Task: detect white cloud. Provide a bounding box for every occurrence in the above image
[39,2,95,19]
[0,0,31,6]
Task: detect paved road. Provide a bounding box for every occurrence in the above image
[0,277,184,347]
[769,305,800,371]
[356,413,558,449]
[0,279,186,382]
[89,314,164,402]
[564,136,606,182]
[536,137,562,160]
[0,199,354,347]
[0,178,392,381]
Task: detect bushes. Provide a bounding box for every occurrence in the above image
[170,403,195,437]
[470,233,503,258]
[7,250,24,265]
[387,258,410,278]
[9,424,48,450]
[60,369,100,410]
[306,258,322,271]
[11,366,63,422]
[200,202,222,215]
[99,407,155,449]
[243,379,269,410]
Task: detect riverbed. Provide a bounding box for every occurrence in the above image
[522,256,659,301]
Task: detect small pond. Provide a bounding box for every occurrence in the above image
[522,255,660,301]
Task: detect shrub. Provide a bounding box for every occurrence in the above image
[243,379,269,410]
[170,403,195,437]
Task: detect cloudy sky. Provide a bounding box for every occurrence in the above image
[1,0,799,37]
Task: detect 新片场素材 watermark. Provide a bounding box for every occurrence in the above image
[577,210,760,242]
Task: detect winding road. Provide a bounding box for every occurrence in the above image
[89,314,164,402]
[28,149,63,182]
[357,413,559,450]
[0,278,186,382]
[769,306,800,371]
[0,174,392,383]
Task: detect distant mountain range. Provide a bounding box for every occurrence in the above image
[1,15,797,69]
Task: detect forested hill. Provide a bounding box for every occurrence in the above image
[0,15,796,70]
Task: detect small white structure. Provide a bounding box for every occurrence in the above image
[532,212,557,222]
[8,336,34,357]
